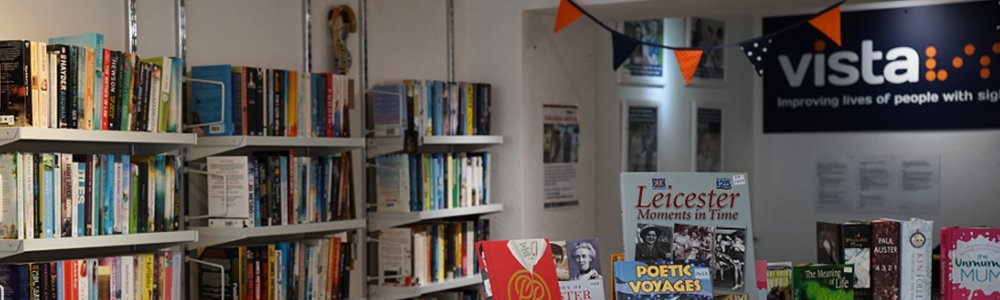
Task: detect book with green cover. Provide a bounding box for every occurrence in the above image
[792,264,853,300]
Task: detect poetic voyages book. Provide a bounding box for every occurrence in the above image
[613,259,713,300]
[620,172,757,298]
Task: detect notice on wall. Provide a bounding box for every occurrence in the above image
[543,104,580,208]
[815,155,940,214]
[763,1,1000,133]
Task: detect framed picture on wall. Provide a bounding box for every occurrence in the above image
[621,99,659,172]
[686,17,726,85]
[692,101,723,172]
[617,19,666,87]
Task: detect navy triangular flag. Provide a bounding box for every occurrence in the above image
[612,31,641,71]
[740,38,772,76]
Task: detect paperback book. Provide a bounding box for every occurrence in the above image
[551,239,606,300]
[612,259,713,300]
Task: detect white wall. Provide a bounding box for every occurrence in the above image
[0,1,127,48]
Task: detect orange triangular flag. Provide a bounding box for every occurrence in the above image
[554,0,583,33]
[674,49,704,86]
[809,6,842,46]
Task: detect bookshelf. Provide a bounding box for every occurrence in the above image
[368,274,483,300]
[369,203,503,231]
[0,231,198,264]
[187,219,366,249]
[0,128,196,155]
[186,136,365,161]
[367,135,504,158]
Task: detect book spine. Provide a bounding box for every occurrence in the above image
[83,48,95,130]
[900,219,932,300]
[60,154,72,238]
[157,58,172,133]
[231,69,243,136]
[100,49,111,130]
[872,221,900,300]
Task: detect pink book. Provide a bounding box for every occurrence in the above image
[941,226,1000,299]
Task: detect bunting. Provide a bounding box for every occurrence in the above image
[740,39,773,76]
[809,6,842,46]
[612,31,642,71]
[554,0,583,33]
[674,50,704,86]
[555,0,844,85]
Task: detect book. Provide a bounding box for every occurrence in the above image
[941,226,1000,299]
[613,259,713,299]
[191,65,234,136]
[206,156,250,219]
[841,222,871,299]
[899,219,932,300]
[792,264,853,300]
[816,222,843,264]
[477,239,560,300]
[620,172,758,297]
[0,40,31,126]
[371,84,406,137]
[870,220,900,300]
[551,239,606,300]
[48,33,103,130]
[767,262,793,300]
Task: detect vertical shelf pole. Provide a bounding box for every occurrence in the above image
[126,0,138,53]
[303,0,313,75]
[447,0,455,82]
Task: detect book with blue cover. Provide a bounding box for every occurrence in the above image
[614,259,712,299]
[191,65,234,136]
[48,33,104,130]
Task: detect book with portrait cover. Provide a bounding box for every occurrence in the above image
[941,226,1000,300]
[477,238,560,300]
[550,239,606,300]
[620,172,757,298]
[613,259,713,300]
[793,264,853,300]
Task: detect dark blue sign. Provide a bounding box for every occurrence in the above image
[763,0,1000,132]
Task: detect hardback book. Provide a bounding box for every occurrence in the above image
[613,259,713,299]
[767,262,793,300]
[550,239,606,300]
[870,220,900,300]
[191,65,234,136]
[477,239,560,300]
[941,226,1000,299]
[620,172,758,298]
[792,264,854,300]
[841,222,871,300]
[899,218,932,300]
[816,222,843,264]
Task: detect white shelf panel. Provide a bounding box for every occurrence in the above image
[0,128,196,155]
[189,219,366,249]
[187,136,364,160]
[0,231,198,264]
[369,275,483,300]
[366,135,502,158]
[369,204,503,231]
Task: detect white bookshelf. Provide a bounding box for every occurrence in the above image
[187,136,365,161]
[0,128,196,155]
[0,231,198,264]
[366,135,503,158]
[187,219,366,249]
[368,275,483,300]
[369,204,503,231]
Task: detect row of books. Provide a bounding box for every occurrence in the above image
[0,153,181,240]
[191,65,352,138]
[196,236,354,300]
[372,152,491,213]
[0,251,182,300]
[814,218,933,300]
[205,153,355,228]
[370,81,492,139]
[0,34,182,132]
[372,219,490,287]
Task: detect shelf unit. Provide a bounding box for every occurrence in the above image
[368,275,483,300]
[0,128,197,155]
[369,203,503,231]
[367,135,503,158]
[188,219,367,249]
[0,231,197,264]
[186,136,365,161]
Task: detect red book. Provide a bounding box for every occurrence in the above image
[941,226,1000,299]
[325,74,333,137]
[477,239,561,300]
[65,261,77,300]
[101,48,111,130]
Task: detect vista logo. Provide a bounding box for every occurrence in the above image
[778,40,919,87]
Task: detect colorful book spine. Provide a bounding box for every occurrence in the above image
[900,219,932,300]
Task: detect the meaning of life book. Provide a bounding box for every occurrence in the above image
[620,172,757,298]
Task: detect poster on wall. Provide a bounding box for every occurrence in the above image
[814,154,940,214]
[622,99,658,172]
[620,172,758,298]
[543,104,580,208]
[693,104,723,172]
[687,17,726,84]
[763,1,1000,132]
[618,19,666,86]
